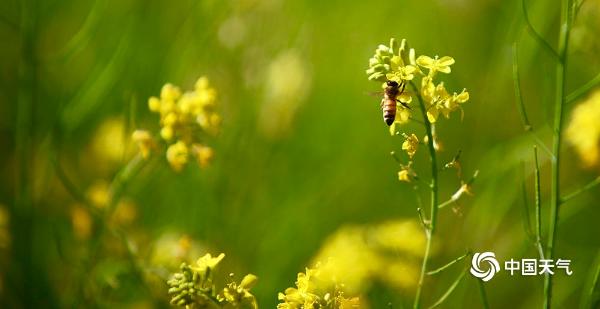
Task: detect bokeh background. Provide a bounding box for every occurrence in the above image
[1,0,599,307]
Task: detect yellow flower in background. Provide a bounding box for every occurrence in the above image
[310,220,425,297]
[87,180,110,209]
[566,89,600,167]
[259,50,312,139]
[0,205,9,249]
[192,144,214,169]
[148,233,205,271]
[166,141,189,172]
[402,133,419,158]
[71,206,92,240]
[109,199,137,227]
[368,220,426,256]
[132,130,154,159]
[135,77,221,171]
[90,117,127,165]
[160,83,182,101]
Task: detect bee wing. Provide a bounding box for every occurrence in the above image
[364,91,384,97]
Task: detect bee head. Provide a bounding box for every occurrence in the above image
[386,80,399,88]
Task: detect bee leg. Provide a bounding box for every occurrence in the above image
[397,100,412,110]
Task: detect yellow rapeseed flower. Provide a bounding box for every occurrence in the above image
[192,252,225,274]
[278,260,362,309]
[166,141,189,172]
[386,56,417,83]
[132,130,154,159]
[192,144,214,169]
[416,55,455,75]
[136,77,221,171]
[402,133,419,158]
[398,169,411,182]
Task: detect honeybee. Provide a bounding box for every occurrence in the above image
[381,80,409,126]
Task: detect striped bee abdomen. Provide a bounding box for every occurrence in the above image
[382,97,397,126]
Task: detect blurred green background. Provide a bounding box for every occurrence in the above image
[1,0,599,307]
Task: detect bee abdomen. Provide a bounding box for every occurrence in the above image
[382,98,396,126]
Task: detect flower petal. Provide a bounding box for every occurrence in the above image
[416,55,434,68]
[437,56,455,66]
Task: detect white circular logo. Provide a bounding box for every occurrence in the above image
[470,252,500,282]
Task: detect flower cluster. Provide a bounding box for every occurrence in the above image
[167,253,258,309]
[277,260,361,309]
[366,38,470,182]
[133,77,220,172]
[417,56,470,123]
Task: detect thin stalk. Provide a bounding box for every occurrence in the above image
[427,253,469,276]
[427,269,467,309]
[545,0,572,307]
[560,176,600,203]
[512,41,532,132]
[73,154,149,306]
[476,278,490,309]
[438,199,455,209]
[521,0,560,60]
[566,71,600,104]
[580,253,600,309]
[412,81,439,309]
[533,146,544,259]
[14,0,37,306]
[520,161,534,241]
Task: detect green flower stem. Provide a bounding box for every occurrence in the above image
[560,176,600,204]
[412,81,439,309]
[521,0,560,60]
[427,269,467,309]
[437,199,455,209]
[566,71,600,104]
[426,252,469,276]
[512,41,532,132]
[72,153,150,306]
[533,146,545,259]
[545,0,572,307]
[476,278,490,309]
[14,6,35,309]
[582,253,600,309]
